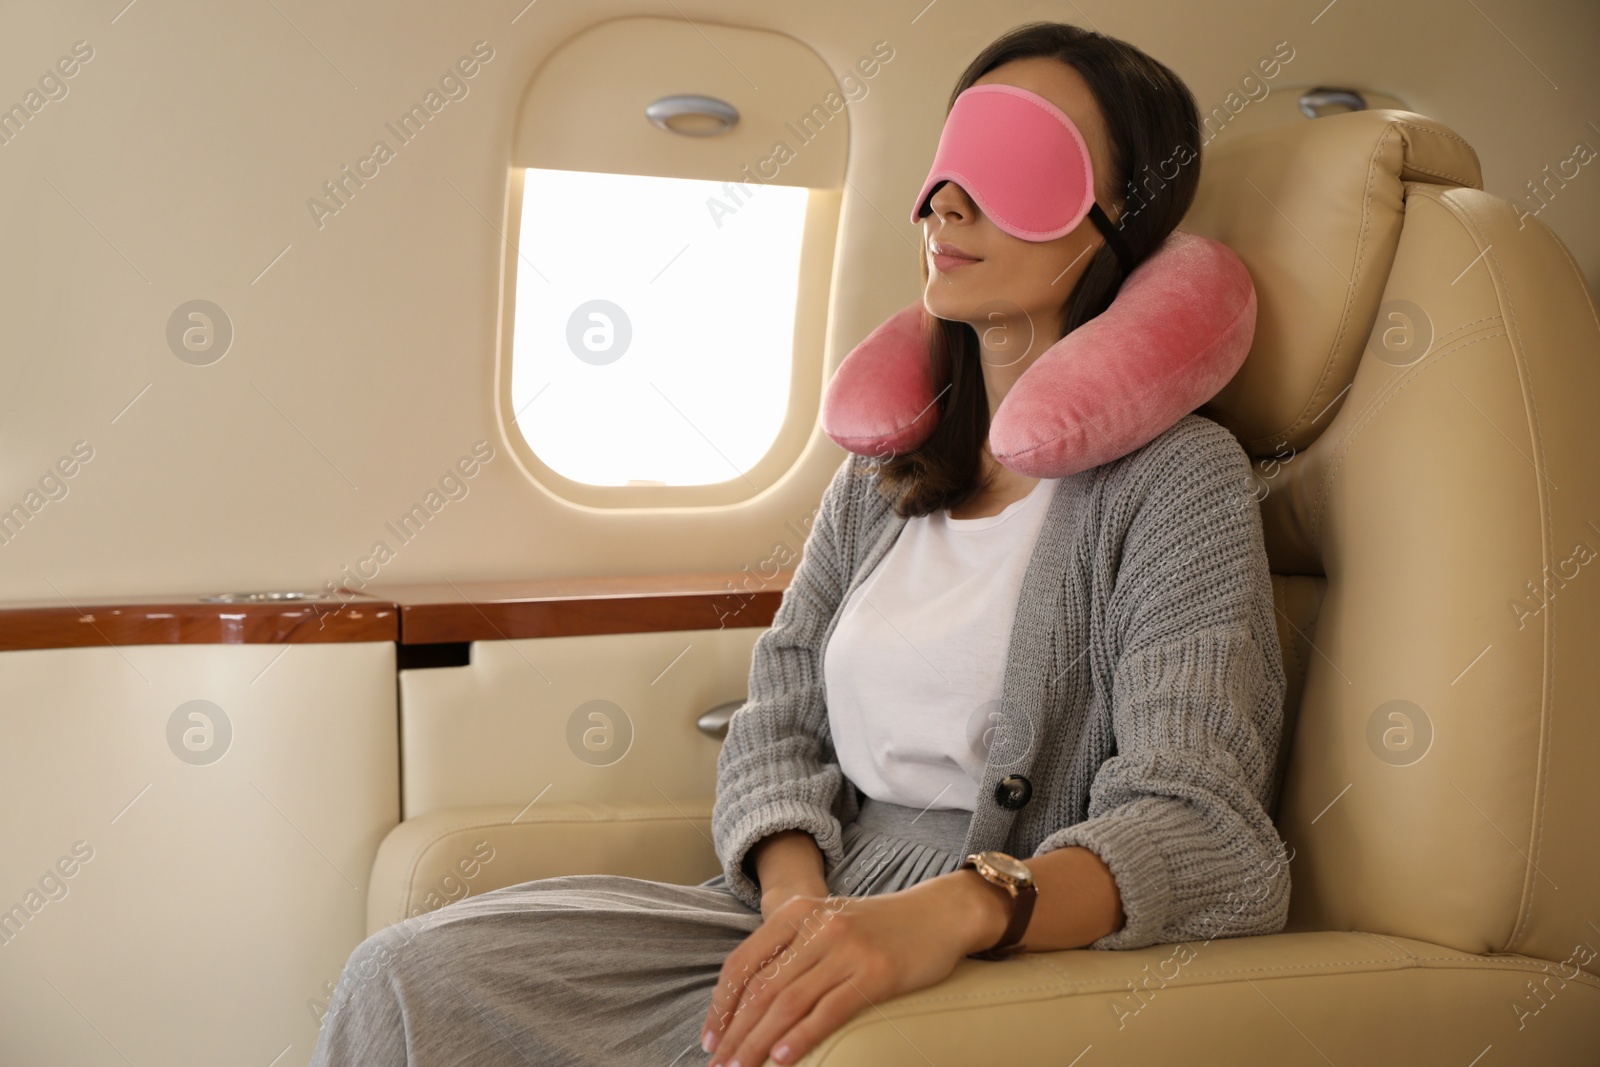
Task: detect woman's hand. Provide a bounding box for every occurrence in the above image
[700,876,992,1067]
[759,879,829,921]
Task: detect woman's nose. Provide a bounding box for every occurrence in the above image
[929,179,976,218]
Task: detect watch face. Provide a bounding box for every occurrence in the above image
[980,850,1033,884]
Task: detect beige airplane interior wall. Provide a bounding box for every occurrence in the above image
[399,626,763,819]
[1,0,1595,601]
[0,642,398,1065]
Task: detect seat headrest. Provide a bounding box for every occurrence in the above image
[1182,108,1483,454]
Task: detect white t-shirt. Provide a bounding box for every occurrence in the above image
[822,476,1059,811]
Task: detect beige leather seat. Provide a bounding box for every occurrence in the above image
[369,108,1600,1064]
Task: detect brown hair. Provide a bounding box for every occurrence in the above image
[872,22,1203,517]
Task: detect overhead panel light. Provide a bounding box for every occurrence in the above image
[645,93,740,137]
[1300,87,1369,118]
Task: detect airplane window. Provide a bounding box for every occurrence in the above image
[509,166,810,487]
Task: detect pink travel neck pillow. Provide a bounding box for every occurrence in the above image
[820,228,1258,478]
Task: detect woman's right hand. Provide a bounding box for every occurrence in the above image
[759,878,831,921]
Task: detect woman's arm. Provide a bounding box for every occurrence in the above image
[1029,419,1292,951]
[748,828,829,916]
[750,828,1126,950]
[934,843,1125,953]
[710,455,866,912]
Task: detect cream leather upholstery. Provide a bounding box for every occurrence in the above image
[1190,109,1600,977]
[372,109,1600,1063]
[365,801,721,938]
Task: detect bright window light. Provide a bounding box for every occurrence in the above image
[509,167,810,487]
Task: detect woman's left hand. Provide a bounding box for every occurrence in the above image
[700,877,983,1067]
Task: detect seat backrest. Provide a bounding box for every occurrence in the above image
[1183,108,1600,974]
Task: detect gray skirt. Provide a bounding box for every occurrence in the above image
[308,796,974,1067]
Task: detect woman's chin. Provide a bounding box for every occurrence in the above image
[922,286,985,324]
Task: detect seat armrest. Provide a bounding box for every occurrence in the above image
[793,932,1600,1065]
[366,799,721,936]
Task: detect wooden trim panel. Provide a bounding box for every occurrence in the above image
[0,570,793,650]
[0,595,398,651]
[359,570,792,645]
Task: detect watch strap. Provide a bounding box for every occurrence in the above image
[960,854,1037,960]
[971,882,1036,960]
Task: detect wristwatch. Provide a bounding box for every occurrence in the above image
[958,850,1037,960]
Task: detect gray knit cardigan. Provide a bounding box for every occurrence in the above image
[710,413,1291,951]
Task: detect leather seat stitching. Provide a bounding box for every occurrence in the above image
[1389,120,1480,186]
[1304,126,1392,547]
[1451,199,1557,954]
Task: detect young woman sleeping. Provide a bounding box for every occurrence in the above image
[309,20,1287,1067]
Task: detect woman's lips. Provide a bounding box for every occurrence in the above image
[932,252,981,272]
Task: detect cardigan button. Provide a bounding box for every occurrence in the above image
[994,774,1032,810]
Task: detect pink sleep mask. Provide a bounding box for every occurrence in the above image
[820,230,1258,478]
[911,83,1135,270]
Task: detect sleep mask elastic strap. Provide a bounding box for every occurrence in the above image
[1087,202,1137,274]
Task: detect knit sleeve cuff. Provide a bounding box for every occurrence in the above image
[718,796,846,912]
[1032,804,1176,952]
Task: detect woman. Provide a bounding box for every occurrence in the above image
[309,21,1290,1067]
